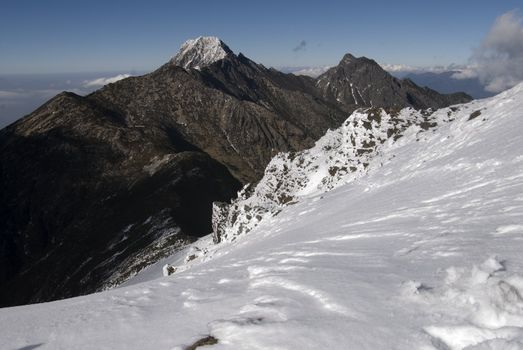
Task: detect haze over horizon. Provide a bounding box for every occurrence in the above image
[1,1,522,73]
[1,1,523,128]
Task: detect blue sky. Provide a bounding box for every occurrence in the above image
[0,0,521,73]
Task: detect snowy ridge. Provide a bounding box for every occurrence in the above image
[171,36,232,70]
[212,105,454,243]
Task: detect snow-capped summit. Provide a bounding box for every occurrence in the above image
[171,36,233,70]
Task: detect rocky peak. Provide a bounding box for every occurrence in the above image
[338,53,380,69]
[316,52,471,109]
[171,36,233,70]
[340,53,356,65]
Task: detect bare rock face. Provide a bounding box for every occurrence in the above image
[211,201,230,244]
[0,37,471,307]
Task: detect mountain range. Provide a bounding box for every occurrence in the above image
[1,77,522,350]
[0,36,471,307]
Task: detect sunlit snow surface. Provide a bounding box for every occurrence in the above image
[2,84,523,349]
[172,36,230,70]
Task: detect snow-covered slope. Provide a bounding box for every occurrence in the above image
[1,84,523,350]
[171,36,232,70]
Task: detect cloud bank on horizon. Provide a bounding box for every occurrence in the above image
[452,10,523,93]
[350,10,523,94]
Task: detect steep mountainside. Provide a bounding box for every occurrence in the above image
[0,91,241,305]
[0,36,471,307]
[1,83,521,350]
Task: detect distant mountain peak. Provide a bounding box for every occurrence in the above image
[339,53,378,67]
[171,36,233,70]
[316,51,471,109]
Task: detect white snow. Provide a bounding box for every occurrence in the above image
[350,82,358,105]
[495,224,523,235]
[172,36,230,70]
[1,83,523,349]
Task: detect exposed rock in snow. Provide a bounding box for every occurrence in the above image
[162,264,176,277]
[210,84,523,246]
[211,105,453,243]
[171,36,233,70]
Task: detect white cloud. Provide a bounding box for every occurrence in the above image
[455,10,523,92]
[451,67,479,80]
[380,63,468,75]
[383,11,523,94]
[0,90,24,99]
[291,66,331,77]
[83,74,131,87]
[380,63,420,73]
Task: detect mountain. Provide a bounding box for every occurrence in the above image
[316,54,471,109]
[1,83,521,350]
[0,36,471,307]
